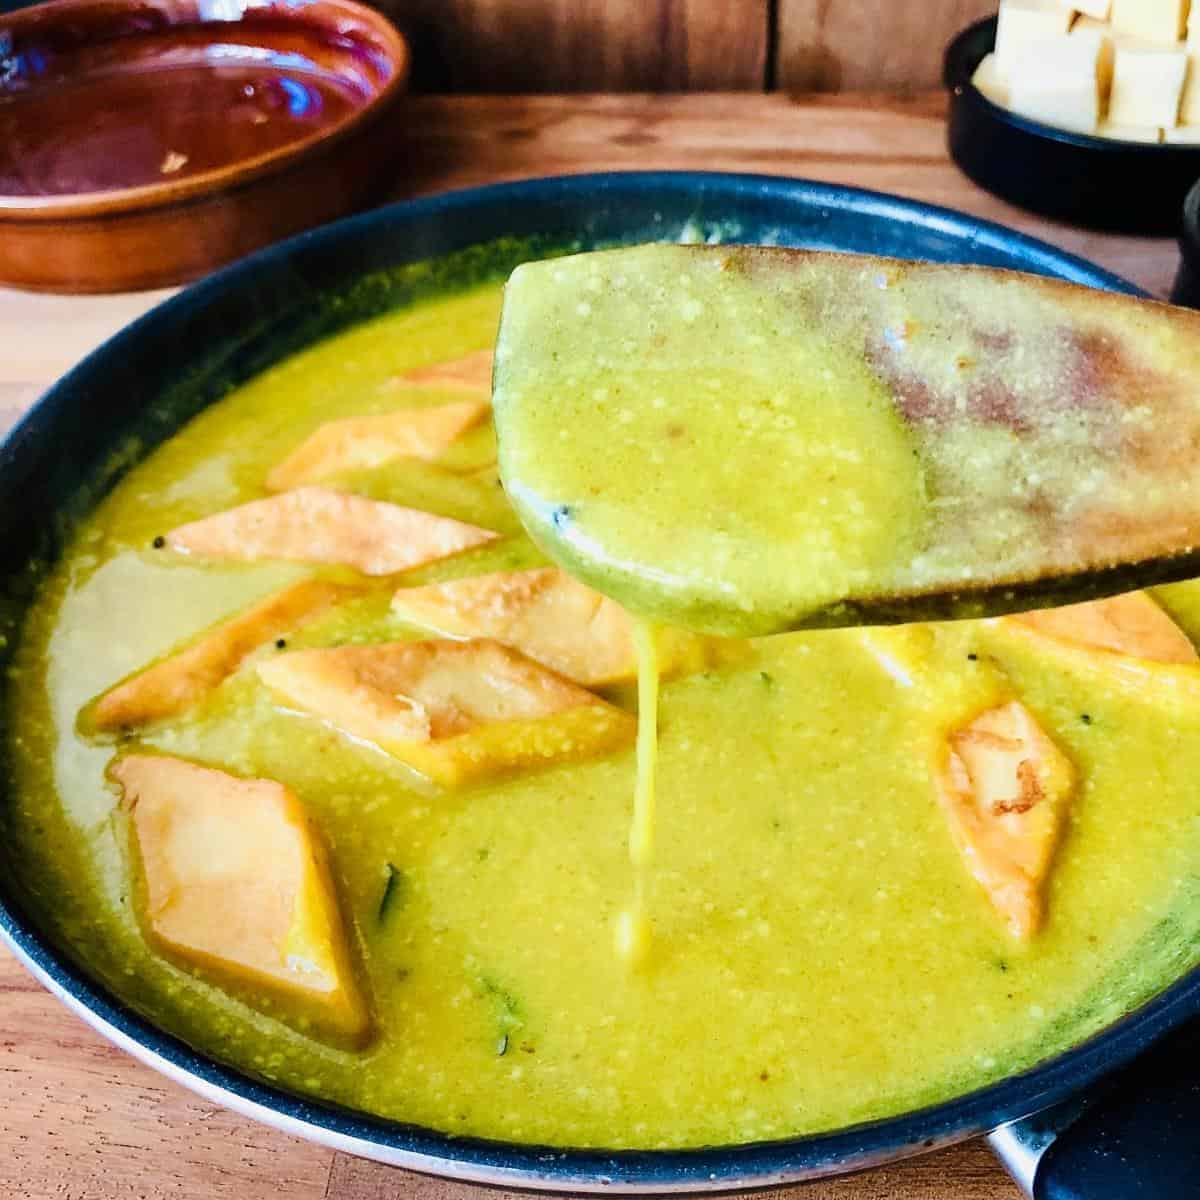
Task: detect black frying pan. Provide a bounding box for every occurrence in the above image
[1,173,1197,1197]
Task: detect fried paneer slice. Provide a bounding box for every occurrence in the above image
[1005,593,1198,664]
[391,568,733,686]
[266,400,489,491]
[111,754,369,1041]
[933,701,1076,941]
[391,567,638,686]
[388,349,493,393]
[85,580,352,732]
[164,487,497,576]
[256,638,636,788]
[258,641,433,746]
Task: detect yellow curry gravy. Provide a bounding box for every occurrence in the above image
[6,280,1200,1150]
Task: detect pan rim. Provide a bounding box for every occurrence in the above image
[2,169,1193,1192]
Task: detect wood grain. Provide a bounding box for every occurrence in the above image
[0,90,1180,1200]
[0,287,175,385]
[382,93,1178,298]
[392,0,769,92]
[776,0,997,91]
[0,952,332,1200]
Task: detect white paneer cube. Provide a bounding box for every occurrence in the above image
[1097,122,1165,141]
[1165,122,1200,140]
[972,53,1010,106]
[1070,18,1116,94]
[1070,0,1112,18]
[1109,41,1189,127]
[1111,0,1190,44]
[1008,36,1103,134]
[996,0,1075,78]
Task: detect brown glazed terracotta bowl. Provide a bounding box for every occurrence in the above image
[0,0,410,292]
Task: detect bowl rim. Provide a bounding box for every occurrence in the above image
[0,0,410,220]
[2,169,1198,1192]
[945,15,1200,154]
[1181,176,1200,269]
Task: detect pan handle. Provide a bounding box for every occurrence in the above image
[988,1020,1200,1199]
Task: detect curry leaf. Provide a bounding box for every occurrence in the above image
[377,863,408,926]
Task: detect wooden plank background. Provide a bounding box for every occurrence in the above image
[776,0,998,91]
[392,0,770,92]
[379,0,998,92]
[0,0,998,90]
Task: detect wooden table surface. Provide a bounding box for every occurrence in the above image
[0,90,1182,1200]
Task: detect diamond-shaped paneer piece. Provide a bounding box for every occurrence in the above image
[265,400,490,491]
[85,580,354,733]
[110,754,369,1041]
[391,567,638,686]
[388,350,494,393]
[257,641,432,746]
[164,487,497,576]
[256,638,636,788]
[933,701,1075,941]
[1006,593,1198,665]
[391,568,729,686]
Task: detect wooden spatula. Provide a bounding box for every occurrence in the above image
[493,244,1200,637]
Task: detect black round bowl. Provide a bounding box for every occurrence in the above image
[945,16,1200,234]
